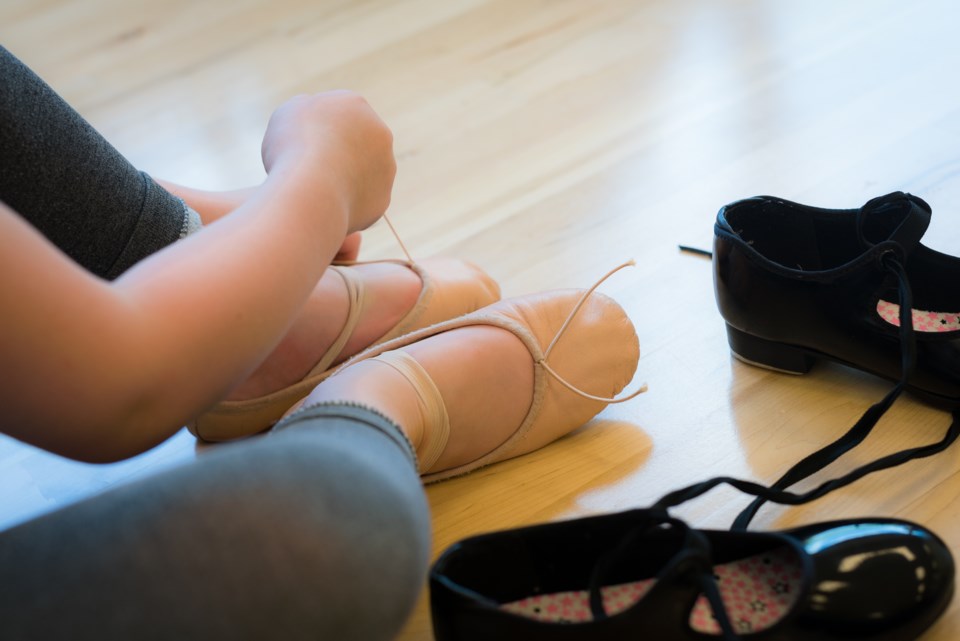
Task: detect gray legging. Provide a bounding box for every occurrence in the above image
[0,46,431,640]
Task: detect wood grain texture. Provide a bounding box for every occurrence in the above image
[4,1,960,638]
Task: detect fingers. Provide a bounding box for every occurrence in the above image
[261,91,396,234]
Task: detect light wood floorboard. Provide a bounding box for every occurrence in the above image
[4,1,960,638]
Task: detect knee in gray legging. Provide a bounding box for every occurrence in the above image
[0,409,430,641]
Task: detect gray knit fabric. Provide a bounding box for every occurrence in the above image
[0,45,189,278]
[0,404,429,641]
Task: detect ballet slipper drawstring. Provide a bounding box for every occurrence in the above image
[337,214,415,266]
[540,260,648,404]
[382,213,416,263]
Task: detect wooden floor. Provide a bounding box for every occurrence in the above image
[4,1,960,638]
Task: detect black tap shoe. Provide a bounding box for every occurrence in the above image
[711,192,960,529]
[713,191,960,407]
[430,508,953,641]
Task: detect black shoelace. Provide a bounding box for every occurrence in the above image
[587,512,741,641]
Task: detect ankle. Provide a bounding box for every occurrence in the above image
[300,359,427,449]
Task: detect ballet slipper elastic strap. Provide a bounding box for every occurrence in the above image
[540,260,649,404]
[370,350,451,471]
[306,266,366,377]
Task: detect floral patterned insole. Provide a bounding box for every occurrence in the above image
[500,547,802,635]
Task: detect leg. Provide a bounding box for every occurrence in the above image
[0,45,195,279]
[0,405,429,641]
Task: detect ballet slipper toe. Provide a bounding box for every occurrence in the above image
[327,275,642,483]
[495,290,640,462]
[187,258,501,443]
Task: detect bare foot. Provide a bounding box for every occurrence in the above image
[299,326,535,474]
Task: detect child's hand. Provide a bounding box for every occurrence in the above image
[261,91,396,233]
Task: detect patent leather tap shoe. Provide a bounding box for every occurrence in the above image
[430,509,953,640]
[713,192,960,407]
